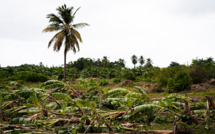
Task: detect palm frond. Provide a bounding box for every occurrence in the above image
[54,31,65,51]
[43,26,61,33]
[47,13,63,24]
[57,5,73,24]
[71,28,82,42]
[72,23,89,29]
[72,7,81,17]
[65,35,79,53]
[48,33,58,48]
[71,34,80,51]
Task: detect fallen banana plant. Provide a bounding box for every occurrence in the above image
[1,81,215,133]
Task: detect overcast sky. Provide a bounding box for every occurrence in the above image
[1,0,215,68]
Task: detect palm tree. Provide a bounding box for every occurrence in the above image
[131,55,137,67]
[102,56,109,68]
[43,4,89,80]
[139,56,145,66]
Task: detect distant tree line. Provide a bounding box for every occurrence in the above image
[1,57,215,93]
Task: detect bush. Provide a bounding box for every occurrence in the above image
[112,78,121,84]
[167,71,191,92]
[123,69,136,81]
[143,78,151,82]
[0,70,8,78]
[11,71,48,82]
[99,79,109,86]
[188,66,207,84]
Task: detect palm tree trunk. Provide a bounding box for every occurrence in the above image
[64,50,67,81]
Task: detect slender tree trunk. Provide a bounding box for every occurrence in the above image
[64,50,67,81]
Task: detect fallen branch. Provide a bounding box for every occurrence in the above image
[133,129,173,134]
[122,127,173,134]
[205,96,215,109]
[0,128,6,134]
[50,111,81,116]
[97,113,113,132]
[49,95,61,107]
[109,107,132,122]
[84,116,98,134]
[6,125,35,130]
[57,118,81,124]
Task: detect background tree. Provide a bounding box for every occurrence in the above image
[43,4,89,80]
[118,58,125,68]
[169,61,180,68]
[139,56,145,66]
[102,56,109,68]
[131,55,137,67]
[145,58,153,68]
[95,58,102,67]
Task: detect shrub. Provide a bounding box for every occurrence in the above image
[167,71,191,92]
[112,78,121,84]
[99,79,109,86]
[123,69,136,81]
[0,70,8,78]
[13,71,48,82]
[143,78,151,82]
[188,66,207,84]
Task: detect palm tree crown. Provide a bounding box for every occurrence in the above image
[43,4,89,80]
[139,56,145,66]
[131,55,137,67]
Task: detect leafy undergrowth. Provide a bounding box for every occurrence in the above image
[0,80,215,134]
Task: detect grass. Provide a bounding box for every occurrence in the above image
[187,88,215,96]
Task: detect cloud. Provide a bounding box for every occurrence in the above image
[174,0,215,16]
[0,0,215,68]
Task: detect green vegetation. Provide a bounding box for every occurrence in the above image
[1,57,215,133]
[1,3,215,134]
[1,57,215,91]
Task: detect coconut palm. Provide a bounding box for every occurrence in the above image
[139,56,145,66]
[43,4,89,80]
[131,55,137,67]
